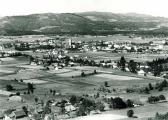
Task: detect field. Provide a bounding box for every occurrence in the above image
[69,113,127,120]
[95,74,141,81]
[71,35,151,43]
[23,79,48,84]
[0,51,167,119]
[67,51,168,62]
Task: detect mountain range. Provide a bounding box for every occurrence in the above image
[0,12,168,35]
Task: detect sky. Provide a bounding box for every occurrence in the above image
[0,0,168,17]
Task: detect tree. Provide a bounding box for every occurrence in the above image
[70,95,77,105]
[144,87,150,94]
[35,97,39,103]
[81,72,86,77]
[6,85,14,91]
[127,110,134,117]
[50,89,53,94]
[128,60,137,73]
[16,92,20,96]
[130,47,135,52]
[60,100,66,114]
[159,95,166,101]
[22,106,28,116]
[76,105,86,116]
[104,81,109,87]
[44,100,52,114]
[53,90,56,96]
[126,99,134,108]
[148,83,153,90]
[112,97,126,109]
[95,102,105,111]
[27,83,34,94]
[119,56,126,71]
[94,70,97,74]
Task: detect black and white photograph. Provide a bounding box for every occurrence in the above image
[0,0,168,120]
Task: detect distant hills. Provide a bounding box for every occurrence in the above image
[0,12,168,35]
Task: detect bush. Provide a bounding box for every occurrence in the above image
[22,106,28,116]
[104,81,109,87]
[95,102,105,111]
[148,95,165,103]
[149,83,153,90]
[76,105,86,116]
[126,99,134,108]
[81,72,86,77]
[6,85,14,91]
[112,97,126,109]
[70,95,77,105]
[16,92,20,96]
[35,97,39,103]
[159,95,166,101]
[152,112,168,120]
[127,110,134,117]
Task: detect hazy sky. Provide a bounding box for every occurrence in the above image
[0,0,168,17]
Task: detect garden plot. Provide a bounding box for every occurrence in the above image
[95,74,141,81]
[48,69,72,74]
[23,79,48,84]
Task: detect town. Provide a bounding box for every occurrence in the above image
[1,34,168,120]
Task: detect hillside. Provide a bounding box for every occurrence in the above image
[0,12,168,35]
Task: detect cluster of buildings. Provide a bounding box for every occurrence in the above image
[0,97,78,120]
[1,35,168,55]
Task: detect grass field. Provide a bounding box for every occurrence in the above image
[23,79,48,84]
[95,74,141,81]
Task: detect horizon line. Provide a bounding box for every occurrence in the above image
[0,11,167,18]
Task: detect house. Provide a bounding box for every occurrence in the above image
[30,61,37,66]
[3,109,26,120]
[138,70,145,76]
[125,67,130,72]
[68,62,76,67]
[13,110,26,119]
[35,106,43,114]
[44,114,58,120]
[90,110,101,115]
[65,103,76,113]
[28,113,41,120]
[3,109,15,120]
